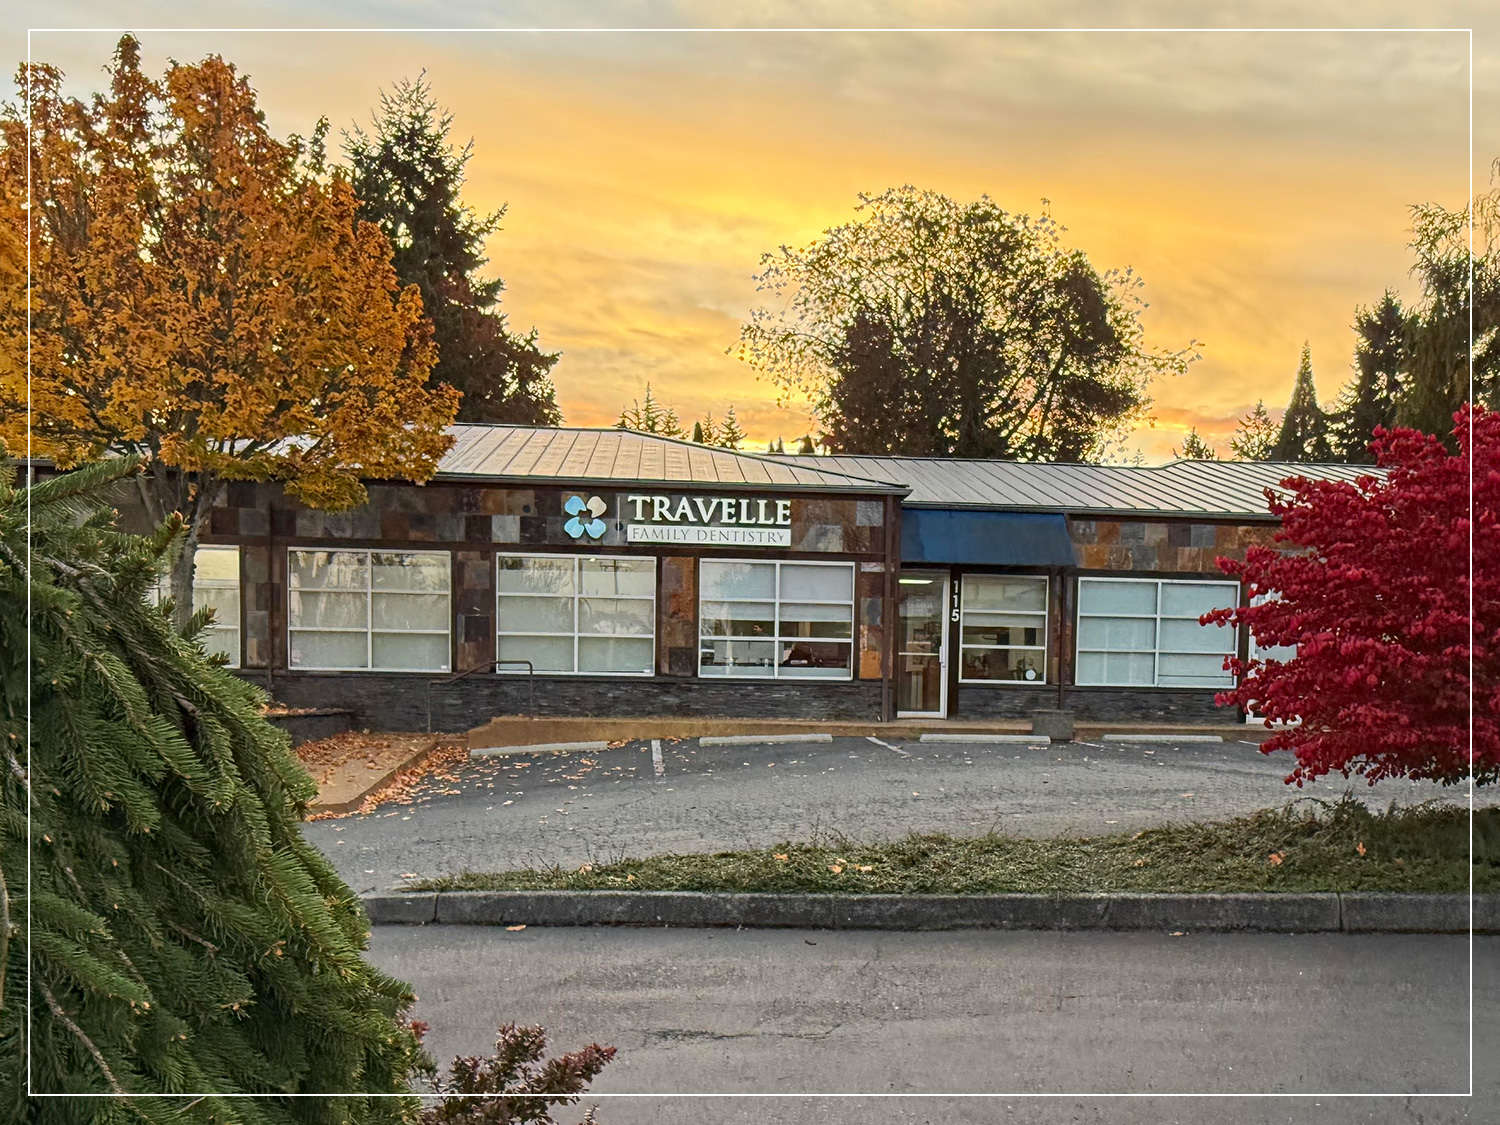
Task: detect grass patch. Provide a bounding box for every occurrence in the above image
[413,797,1499,896]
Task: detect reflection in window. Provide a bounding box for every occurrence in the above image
[699,560,854,679]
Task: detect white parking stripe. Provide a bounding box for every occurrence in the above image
[866,735,910,757]
[652,739,664,778]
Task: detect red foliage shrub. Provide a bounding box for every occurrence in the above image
[1205,406,1497,787]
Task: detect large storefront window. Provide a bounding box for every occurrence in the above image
[1076,578,1238,688]
[699,560,854,679]
[288,549,451,671]
[958,574,1048,683]
[153,544,241,666]
[496,555,656,675]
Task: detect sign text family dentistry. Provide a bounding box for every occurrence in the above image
[624,494,793,546]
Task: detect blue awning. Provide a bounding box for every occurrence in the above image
[900,509,1077,567]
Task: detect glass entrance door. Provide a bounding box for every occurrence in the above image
[896,570,949,717]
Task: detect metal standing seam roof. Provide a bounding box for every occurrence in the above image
[788,454,1381,519]
[434,425,906,494]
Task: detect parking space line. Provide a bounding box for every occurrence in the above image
[866,735,910,757]
[652,739,664,778]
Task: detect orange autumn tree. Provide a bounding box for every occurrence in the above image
[0,36,459,623]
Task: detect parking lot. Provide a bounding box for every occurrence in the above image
[304,734,1492,893]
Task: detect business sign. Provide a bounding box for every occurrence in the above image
[624,494,793,547]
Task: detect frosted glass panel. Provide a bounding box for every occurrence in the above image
[1161,582,1237,619]
[700,561,775,600]
[290,550,367,590]
[1077,617,1155,652]
[496,596,574,633]
[700,601,775,638]
[580,557,655,597]
[1077,651,1154,685]
[290,631,367,669]
[962,575,1046,612]
[289,591,366,629]
[1078,580,1156,616]
[373,553,449,591]
[496,557,575,595]
[373,632,449,671]
[498,634,574,672]
[372,593,448,631]
[780,564,852,602]
[1158,653,1231,685]
[194,546,239,583]
[203,629,239,663]
[578,637,654,674]
[578,597,654,636]
[1160,618,1235,655]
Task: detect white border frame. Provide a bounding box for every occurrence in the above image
[956,572,1050,687]
[698,558,856,681]
[286,547,452,673]
[495,552,657,677]
[1076,576,1239,689]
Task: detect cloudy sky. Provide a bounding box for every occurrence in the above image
[8,4,1494,460]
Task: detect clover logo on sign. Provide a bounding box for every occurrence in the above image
[563,495,608,540]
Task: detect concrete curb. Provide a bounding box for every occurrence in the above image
[361,890,1498,934]
[1100,734,1224,743]
[918,733,1052,744]
[470,740,608,758]
[698,733,835,746]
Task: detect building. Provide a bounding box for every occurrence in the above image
[142,424,1371,731]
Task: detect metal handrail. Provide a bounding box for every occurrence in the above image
[427,659,535,731]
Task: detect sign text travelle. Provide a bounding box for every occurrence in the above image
[624,494,793,547]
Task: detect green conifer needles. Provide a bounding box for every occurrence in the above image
[1,457,422,1123]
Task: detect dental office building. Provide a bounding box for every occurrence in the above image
[159,424,1369,731]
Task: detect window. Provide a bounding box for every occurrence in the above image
[152,544,240,666]
[1076,578,1238,688]
[699,560,853,679]
[288,549,451,671]
[959,574,1048,683]
[496,555,656,675]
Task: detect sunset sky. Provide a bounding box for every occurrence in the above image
[10,6,1495,461]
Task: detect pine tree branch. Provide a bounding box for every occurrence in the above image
[38,978,130,1097]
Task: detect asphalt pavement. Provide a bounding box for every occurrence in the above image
[306,735,1494,893]
[369,924,1496,1122]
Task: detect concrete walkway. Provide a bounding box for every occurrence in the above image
[304,735,1494,894]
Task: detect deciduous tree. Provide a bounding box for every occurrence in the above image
[1204,406,1496,787]
[0,37,459,625]
[735,186,1197,461]
[345,76,562,427]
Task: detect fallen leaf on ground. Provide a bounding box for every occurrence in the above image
[773,854,789,862]
[1356,841,1367,857]
[829,865,843,874]
[1268,852,1284,866]
[578,863,593,873]
[854,865,873,873]
[505,925,526,932]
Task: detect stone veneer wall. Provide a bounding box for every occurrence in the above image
[1068,517,1279,573]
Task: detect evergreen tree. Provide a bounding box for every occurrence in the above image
[1271,344,1333,462]
[717,406,747,450]
[1172,428,1217,460]
[796,435,817,455]
[346,76,562,426]
[691,421,705,443]
[698,412,720,446]
[1329,292,1408,463]
[1230,400,1278,460]
[617,384,684,436]
[1,457,423,1121]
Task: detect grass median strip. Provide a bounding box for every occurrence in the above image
[412,797,1497,896]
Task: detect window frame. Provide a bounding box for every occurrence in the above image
[286,547,453,673]
[956,572,1050,686]
[494,552,658,677]
[697,558,856,681]
[1074,576,1240,689]
[152,543,242,668]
